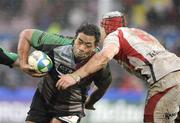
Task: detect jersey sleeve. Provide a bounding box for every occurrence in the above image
[103,30,120,49]
[101,31,120,60]
[0,46,18,67]
[93,64,112,87]
[31,30,73,50]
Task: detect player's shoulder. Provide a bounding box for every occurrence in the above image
[116,27,136,33]
[107,27,129,37]
[117,27,144,36]
[55,34,74,43]
[54,34,74,40]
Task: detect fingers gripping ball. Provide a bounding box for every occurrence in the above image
[28,51,53,73]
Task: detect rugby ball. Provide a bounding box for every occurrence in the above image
[28,50,53,73]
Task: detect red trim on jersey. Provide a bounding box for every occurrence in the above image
[144,86,175,122]
[113,30,148,70]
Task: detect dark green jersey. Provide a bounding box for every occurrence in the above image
[0,46,18,67]
[31,30,112,117]
[31,30,73,51]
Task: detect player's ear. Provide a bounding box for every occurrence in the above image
[72,37,76,45]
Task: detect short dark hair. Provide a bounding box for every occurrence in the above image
[75,23,101,45]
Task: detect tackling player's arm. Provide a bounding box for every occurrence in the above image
[58,37,119,89]
[0,46,18,67]
[85,64,112,110]
[76,43,118,77]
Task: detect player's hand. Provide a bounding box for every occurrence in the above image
[56,74,77,90]
[85,98,96,110]
[20,63,46,77]
[85,103,96,110]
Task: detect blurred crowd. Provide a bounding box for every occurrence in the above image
[0,0,180,94]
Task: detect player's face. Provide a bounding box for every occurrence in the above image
[73,32,96,60]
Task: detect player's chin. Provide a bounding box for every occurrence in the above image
[76,55,89,60]
[80,57,89,61]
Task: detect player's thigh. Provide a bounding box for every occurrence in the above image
[144,85,180,123]
[154,88,180,123]
[26,89,52,123]
[50,118,63,123]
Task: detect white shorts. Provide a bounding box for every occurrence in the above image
[144,71,180,123]
[58,115,80,123]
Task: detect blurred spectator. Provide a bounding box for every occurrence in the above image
[119,73,145,93]
[47,22,61,34]
[0,0,23,17]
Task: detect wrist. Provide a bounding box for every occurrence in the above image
[69,74,81,83]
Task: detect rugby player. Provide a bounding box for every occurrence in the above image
[58,11,180,123]
[18,23,112,123]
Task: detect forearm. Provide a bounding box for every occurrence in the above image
[86,87,107,106]
[0,47,18,67]
[18,40,30,65]
[73,43,118,80]
[18,29,33,65]
[73,52,110,78]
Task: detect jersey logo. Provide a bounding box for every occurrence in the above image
[56,63,74,75]
[164,112,177,120]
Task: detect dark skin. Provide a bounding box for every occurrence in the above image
[18,29,46,77]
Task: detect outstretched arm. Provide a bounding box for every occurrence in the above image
[0,46,18,67]
[56,43,118,90]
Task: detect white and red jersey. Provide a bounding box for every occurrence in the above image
[103,27,180,85]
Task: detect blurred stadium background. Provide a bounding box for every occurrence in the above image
[0,0,180,123]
